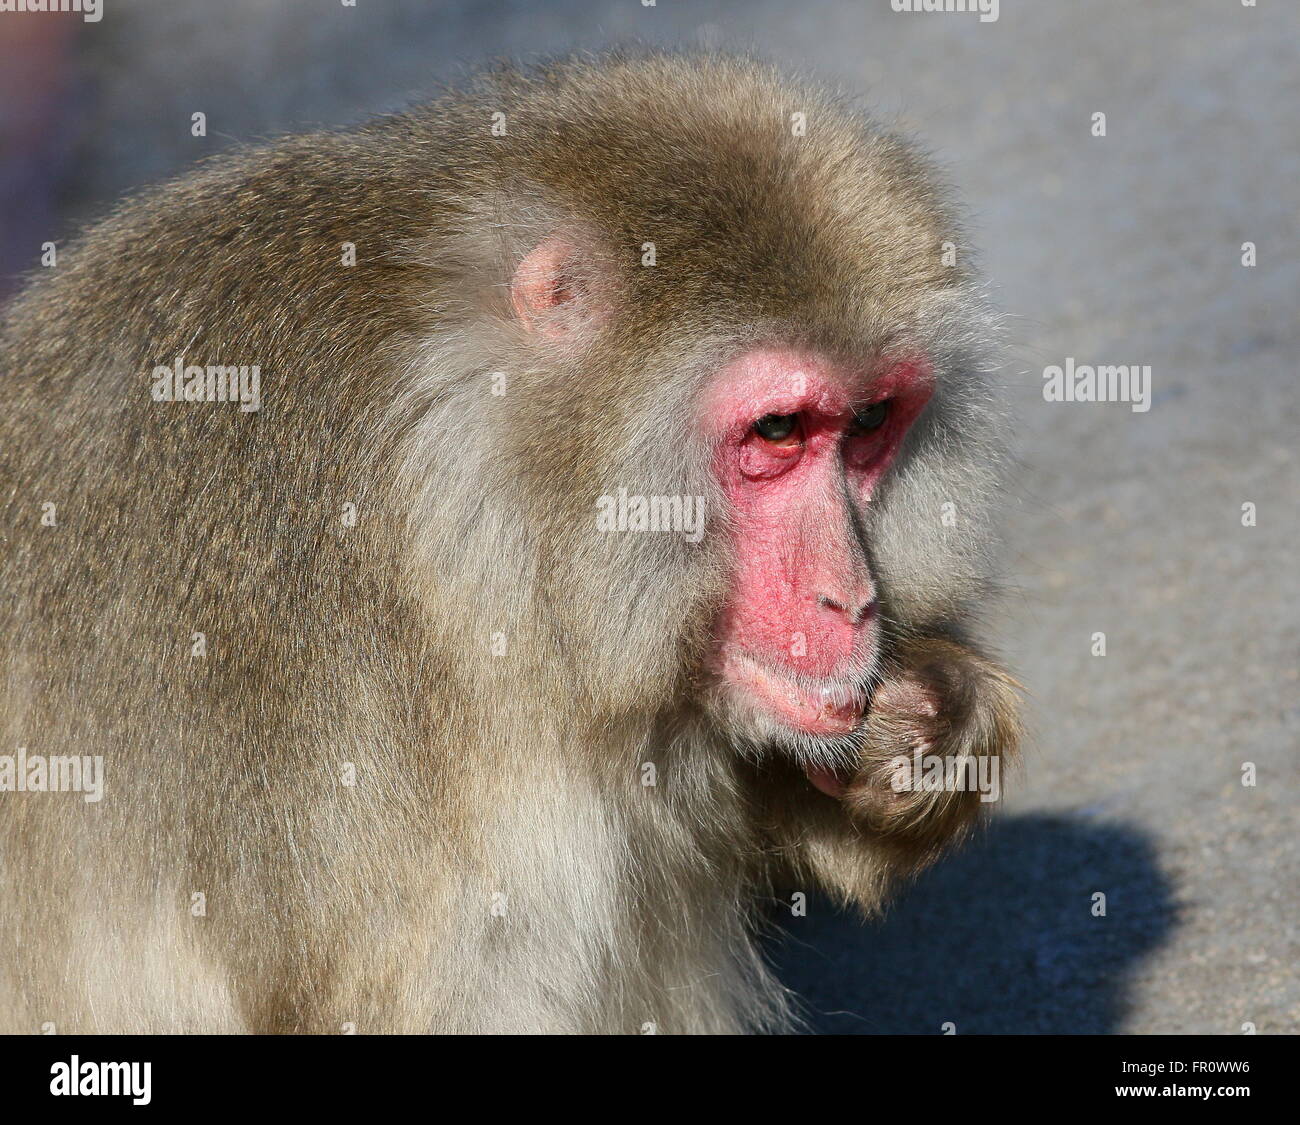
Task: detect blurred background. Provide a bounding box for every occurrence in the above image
[1,0,1295,1033]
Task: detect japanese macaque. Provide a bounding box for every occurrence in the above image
[0,54,1020,1034]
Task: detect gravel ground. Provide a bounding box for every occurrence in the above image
[11,0,1297,1033]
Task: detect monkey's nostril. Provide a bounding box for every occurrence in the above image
[818,594,876,626]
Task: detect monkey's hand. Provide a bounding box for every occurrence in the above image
[823,638,1020,865]
[751,636,1021,907]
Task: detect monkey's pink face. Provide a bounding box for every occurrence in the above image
[705,349,933,739]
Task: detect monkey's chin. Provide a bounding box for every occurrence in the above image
[717,648,868,739]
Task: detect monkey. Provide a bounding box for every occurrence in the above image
[0,52,1021,1034]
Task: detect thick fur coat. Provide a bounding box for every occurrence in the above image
[0,54,1017,1033]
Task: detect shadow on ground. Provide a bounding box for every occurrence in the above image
[766,813,1176,1034]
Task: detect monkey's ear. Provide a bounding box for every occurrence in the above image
[509,235,607,339]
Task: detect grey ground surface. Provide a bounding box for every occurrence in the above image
[13,0,1298,1033]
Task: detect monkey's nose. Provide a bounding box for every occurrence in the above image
[817,592,876,627]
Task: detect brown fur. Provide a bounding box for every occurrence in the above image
[0,53,1018,1033]
[749,635,1023,911]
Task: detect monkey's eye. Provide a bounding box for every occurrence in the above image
[851,400,890,433]
[753,413,799,443]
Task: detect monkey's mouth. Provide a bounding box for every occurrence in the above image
[719,649,867,737]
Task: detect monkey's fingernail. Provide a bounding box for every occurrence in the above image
[820,685,854,709]
[804,765,850,799]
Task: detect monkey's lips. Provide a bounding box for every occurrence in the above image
[719,649,865,737]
